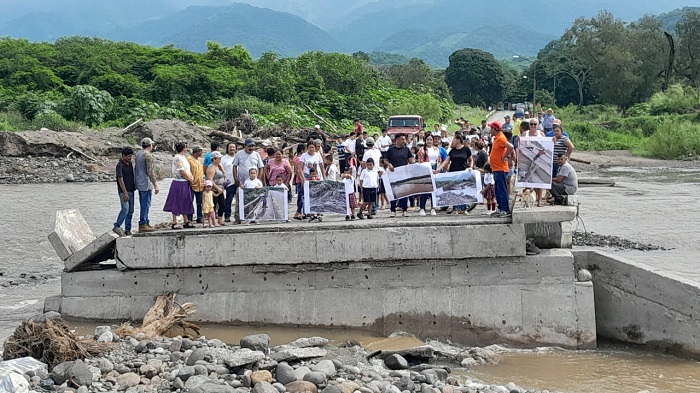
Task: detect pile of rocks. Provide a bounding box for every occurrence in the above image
[572,231,670,251]
[11,324,549,393]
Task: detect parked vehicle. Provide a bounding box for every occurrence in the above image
[386,115,425,136]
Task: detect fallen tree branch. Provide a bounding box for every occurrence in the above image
[114,293,200,339]
[65,146,101,164]
[303,104,339,134]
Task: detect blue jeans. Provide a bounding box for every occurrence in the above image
[552,162,560,178]
[390,198,408,212]
[494,171,510,213]
[138,190,152,226]
[188,190,203,222]
[114,191,135,231]
[224,184,237,219]
[296,183,304,214]
[419,194,433,210]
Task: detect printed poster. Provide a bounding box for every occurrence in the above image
[516,137,554,189]
[238,187,289,222]
[382,163,436,201]
[433,170,483,207]
[304,180,350,215]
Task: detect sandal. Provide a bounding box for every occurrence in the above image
[171,223,181,230]
[183,222,195,229]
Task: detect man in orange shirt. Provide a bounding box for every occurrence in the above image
[488,121,514,217]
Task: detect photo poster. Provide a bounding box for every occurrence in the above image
[383,162,436,201]
[516,137,554,190]
[304,180,350,215]
[433,170,483,207]
[238,187,289,222]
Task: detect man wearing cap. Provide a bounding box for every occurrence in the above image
[187,146,205,223]
[502,115,514,132]
[233,138,264,191]
[488,121,514,218]
[259,139,272,163]
[545,118,570,138]
[221,142,237,222]
[134,137,159,233]
[113,147,136,236]
[542,108,556,134]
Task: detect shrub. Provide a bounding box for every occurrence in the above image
[30,111,82,131]
[211,96,277,120]
[647,84,700,115]
[641,120,700,159]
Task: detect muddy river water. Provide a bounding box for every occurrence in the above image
[0,162,699,392]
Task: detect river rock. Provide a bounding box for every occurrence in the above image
[321,385,342,393]
[394,375,414,392]
[207,348,266,368]
[97,331,113,343]
[293,366,311,381]
[241,334,271,353]
[185,375,210,390]
[94,326,111,339]
[505,382,520,393]
[286,381,318,393]
[187,348,207,366]
[276,363,296,385]
[273,382,287,393]
[251,370,273,385]
[253,381,280,393]
[577,269,593,282]
[271,348,327,362]
[337,381,360,393]
[169,340,183,352]
[384,354,408,370]
[117,372,140,388]
[139,364,159,379]
[51,360,93,387]
[179,366,196,381]
[311,360,336,377]
[302,372,327,387]
[97,359,114,374]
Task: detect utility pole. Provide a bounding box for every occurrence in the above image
[532,60,537,111]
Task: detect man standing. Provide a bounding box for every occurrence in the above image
[221,142,237,222]
[502,115,514,132]
[354,118,364,135]
[384,134,415,217]
[233,138,265,190]
[542,108,556,134]
[134,137,159,233]
[355,132,366,166]
[377,128,392,156]
[113,147,136,236]
[550,154,578,205]
[336,136,348,173]
[479,120,490,137]
[488,121,514,217]
[187,146,205,223]
[343,132,357,161]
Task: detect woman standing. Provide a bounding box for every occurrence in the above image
[434,134,472,214]
[552,125,574,177]
[163,142,195,229]
[417,135,442,216]
[293,143,307,220]
[266,149,293,187]
[206,151,227,226]
[296,142,326,221]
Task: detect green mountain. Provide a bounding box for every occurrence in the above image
[653,6,700,31]
[105,4,344,56]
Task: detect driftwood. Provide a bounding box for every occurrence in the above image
[208,130,245,143]
[569,157,591,165]
[115,293,200,339]
[122,118,144,133]
[303,104,339,134]
[65,145,101,164]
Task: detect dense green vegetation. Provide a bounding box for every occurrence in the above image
[0,37,452,133]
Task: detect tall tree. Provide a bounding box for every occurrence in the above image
[445,48,505,107]
[676,10,700,91]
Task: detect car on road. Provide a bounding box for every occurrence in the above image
[386,115,425,136]
[515,103,526,118]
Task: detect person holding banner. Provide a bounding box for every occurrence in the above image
[417,135,442,216]
[433,134,472,214]
[296,141,326,222]
[384,134,415,217]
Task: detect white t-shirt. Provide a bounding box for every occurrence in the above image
[221,154,236,180]
[362,148,382,166]
[244,178,263,188]
[172,154,190,179]
[326,163,338,181]
[300,152,324,179]
[426,147,440,165]
[343,177,355,194]
[377,135,392,152]
[343,138,356,154]
[360,169,380,188]
[484,172,495,185]
[273,183,289,191]
[232,150,264,184]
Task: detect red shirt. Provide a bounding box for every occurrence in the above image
[355,122,363,135]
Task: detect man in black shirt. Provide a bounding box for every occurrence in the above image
[336,136,348,173]
[114,147,136,236]
[384,134,415,217]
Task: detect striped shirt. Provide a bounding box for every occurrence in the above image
[553,136,569,162]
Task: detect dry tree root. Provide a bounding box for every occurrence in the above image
[2,318,111,369]
[115,293,200,339]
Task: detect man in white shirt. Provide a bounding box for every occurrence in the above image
[362,138,382,169]
[377,129,392,154]
[232,138,264,222]
[221,142,237,222]
[343,133,356,158]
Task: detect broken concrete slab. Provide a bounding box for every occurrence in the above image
[512,206,577,224]
[269,347,327,362]
[64,231,119,272]
[48,209,96,261]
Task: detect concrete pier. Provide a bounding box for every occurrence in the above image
[47,207,596,349]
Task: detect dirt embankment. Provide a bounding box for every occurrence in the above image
[0,118,322,184]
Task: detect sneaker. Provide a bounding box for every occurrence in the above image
[112,227,125,237]
[390,211,396,218]
[402,211,408,217]
[419,209,426,217]
[358,213,365,220]
[466,203,477,213]
[489,210,501,216]
[367,215,373,219]
[225,217,231,222]
[124,231,133,236]
[345,215,350,221]
[196,219,203,224]
[497,210,512,218]
[430,209,437,216]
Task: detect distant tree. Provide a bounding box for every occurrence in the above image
[205,41,253,69]
[445,48,505,107]
[60,85,113,126]
[676,10,700,91]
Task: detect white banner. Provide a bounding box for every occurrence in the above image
[382,162,436,201]
[303,180,350,215]
[434,170,483,207]
[516,137,554,189]
[238,187,289,222]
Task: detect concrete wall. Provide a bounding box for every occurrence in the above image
[115,221,526,270]
[51,249,595,349]
[574,250,700,359]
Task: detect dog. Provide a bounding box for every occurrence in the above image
[519,188,536,210]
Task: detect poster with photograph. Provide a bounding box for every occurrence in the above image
[238,187,289,222]
[433,170,483,207]
[383,163,436,201]
[516,137,554,189]
[304,180,350,215]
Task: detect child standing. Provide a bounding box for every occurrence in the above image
[377,158,390,210]
[341,166,358,220]
[202,180,220,228]
[324,154,338,181]
[307,168,322,222]
[244,168,263,189]
[481,163,497,214]
[273,174,289,191]
[358,158,380,219]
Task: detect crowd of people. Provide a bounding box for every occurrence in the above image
[112,111,579,234]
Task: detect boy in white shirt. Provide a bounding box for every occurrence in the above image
[244,168,263,188]
[358,158,381,219]
[324,154,338,181]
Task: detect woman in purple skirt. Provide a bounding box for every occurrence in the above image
[163,142,195,229]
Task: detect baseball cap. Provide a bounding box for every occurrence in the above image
[314,124,321,129]
[191,145,202,152]
[366,138,375,146]
[141,137,154,146]
[211,151,223,159]
[262,139,272,146]
[488,121,503,131]
[553,119,562,125]
[204,180,213,187]
[244,138,255,146]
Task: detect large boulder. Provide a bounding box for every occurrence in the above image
[241,334,271,354]
[286,381,318,393]
[275,363,296,385]
[50,360,93,387]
